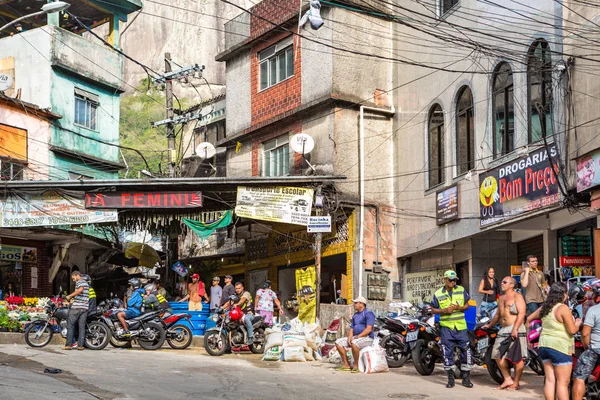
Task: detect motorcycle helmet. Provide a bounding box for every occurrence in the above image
[128,278,141,289]
[583,278,600,303]
[229,294,240,303]
[569,283,586,305]
[144,283,156,292]
[82,274,92,285]
[110,298,124,309]
[528,320,543,342]
[229,305,244,321]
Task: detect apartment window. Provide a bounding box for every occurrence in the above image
[456,86,474,175]
[428,104,445,188]
[263,135,289,177]
[493,62,514,158]
[259,37,294,91]
[0,158,25,181]
[528,39,553,143]
[74,88,99,130]
[439,0,459,16]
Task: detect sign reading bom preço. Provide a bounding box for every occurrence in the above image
[478,144,561,227]
[404,269,446,303]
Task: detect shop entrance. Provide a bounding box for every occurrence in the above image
[0,261,22,298]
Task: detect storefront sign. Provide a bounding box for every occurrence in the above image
[510,265,523,275]
[0,190,117,228]
[478,145,560,227]
[436,185,458,225]
[0,245,37,263]
[85,191,202,209]
[235,186,314,226]
[576,149,600,192]
[404,269,445,303]
[307,216,331,233]
[560,256,594,267]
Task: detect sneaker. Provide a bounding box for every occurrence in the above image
[62,346,72,350]
[121,331,131,338]
[77,347,84,351]
[71,343,78,349]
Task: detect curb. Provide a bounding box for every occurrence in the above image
[0,332,206,348]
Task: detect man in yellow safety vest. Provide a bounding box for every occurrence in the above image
[432,270,474,389]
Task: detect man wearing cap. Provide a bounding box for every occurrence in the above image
[221,275,235,306]
[432,270,474,388]
[255,280,284,326]
[209,277,222,313]
[334,296,375,372]
[179,273,208,311]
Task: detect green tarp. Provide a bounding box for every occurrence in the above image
[182,210,233,239]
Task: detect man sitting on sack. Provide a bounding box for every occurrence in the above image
[335,296,376,373]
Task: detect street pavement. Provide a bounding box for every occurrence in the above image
[0,344,545,400]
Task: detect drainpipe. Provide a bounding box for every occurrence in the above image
[358,104,395,297]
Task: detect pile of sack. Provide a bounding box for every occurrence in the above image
[262,318,323,362]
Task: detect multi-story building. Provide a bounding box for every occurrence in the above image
[0,0,142,180]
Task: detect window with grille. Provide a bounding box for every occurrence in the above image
[74,88,99,130]
[259,37,294,91]
[439,0,459,16]
[456,86,474,175]
[0,158,25,181]
[528,39,553,143]
[263,135,289,177]
[493,62,515,158]
[428,104,445,187]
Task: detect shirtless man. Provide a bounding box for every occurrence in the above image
[483,276,527,390]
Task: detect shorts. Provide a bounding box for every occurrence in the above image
[124,309,139,319]
[539,346,573,367]
[188,301,203,311]
[335,336,373,350]
[574,348,600,380]
[491,325,528,361]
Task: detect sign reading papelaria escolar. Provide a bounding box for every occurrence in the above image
[235,186,314,226]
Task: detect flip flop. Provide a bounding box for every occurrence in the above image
[507,386,520,391]
[335,367,352,371]
[350,369,360,373]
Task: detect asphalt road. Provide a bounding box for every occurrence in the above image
[0,344,545,400]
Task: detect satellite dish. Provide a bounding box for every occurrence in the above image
[290,133,315,155]
[195,142,216,160]
[0,74,13,92]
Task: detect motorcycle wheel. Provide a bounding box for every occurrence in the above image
[85,321,111,350]
[204,331,227,356]
[411,339,436,376]
[138,322,166,350]
[381,335,409,368]
[167,325,193,350]
[484,346,504,385]
[110,336,130,348]
[24,322,53,348]
[527,349,545,376]
[249,328,265,354]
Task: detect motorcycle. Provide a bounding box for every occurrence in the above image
[100,298,166,350]
[24,292,111,350]
[160,312,193,350]
[204,306,267,356]
[377,312,416,368]
[410,303,442,376]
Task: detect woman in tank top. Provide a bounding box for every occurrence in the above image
[526,283,582,400]
[478,267,499,315]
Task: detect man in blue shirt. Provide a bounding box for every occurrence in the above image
[116,278,145,337]
[335,296,376,372]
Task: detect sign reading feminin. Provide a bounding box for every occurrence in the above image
[478,144,560,227]
[85,191,203,209]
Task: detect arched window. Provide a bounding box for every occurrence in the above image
[493,62,514,158]
[428,104,445,187]
[528,39,553,143]
[456,86,474,175]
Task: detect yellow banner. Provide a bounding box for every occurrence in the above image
[296,266,316,324]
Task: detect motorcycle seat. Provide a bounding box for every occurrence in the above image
[252,315,264,324]
[386,318,406,328]
[128,312,159,322]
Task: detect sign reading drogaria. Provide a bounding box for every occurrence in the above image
[85,191,202,209]
[478,144,560,227]
[235,186,314,226]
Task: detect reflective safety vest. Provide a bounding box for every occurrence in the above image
[89,287,97,299]
[156,292,167,304]
[434,285,467,331]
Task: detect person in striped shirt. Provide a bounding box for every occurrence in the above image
[64,271,89,350]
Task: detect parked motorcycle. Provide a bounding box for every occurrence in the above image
[377,315,412,368]
[24,294,111,350]
[204,306,267,356]
[161,313,193,349]
[409,302,442,376]
[100,299,166,350]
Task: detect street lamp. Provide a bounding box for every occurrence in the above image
[0,1,71,33]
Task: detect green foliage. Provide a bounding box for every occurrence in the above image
[0,309,20,330]
[119,82,168,178]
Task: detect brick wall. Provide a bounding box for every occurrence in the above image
[250,0,300,39]
[251,120,302,176]
[0,238,52,297]
[250,31,302,127]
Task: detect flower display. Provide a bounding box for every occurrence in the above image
[37,298,51,308]
[5,296,23,305]
[22,297,38,307]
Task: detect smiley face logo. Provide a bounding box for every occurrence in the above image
[480,176,499,207]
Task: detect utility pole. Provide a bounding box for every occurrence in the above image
[315,185,323,320]
[165,53,176,178]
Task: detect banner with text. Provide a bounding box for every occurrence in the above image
[0,245,37,263]
[478,144,561,227]
[0,190,117,228]
[404,269,446,303]
[86,191,202,209]
[235,186,314,226]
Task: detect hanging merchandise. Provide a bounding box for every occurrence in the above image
[172,261,188,277]
[295,266,316,324]
[299,0,324,30]
[182,210,233,240]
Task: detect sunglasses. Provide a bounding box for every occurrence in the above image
[448,278,458,282]
[501,280,511,284]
